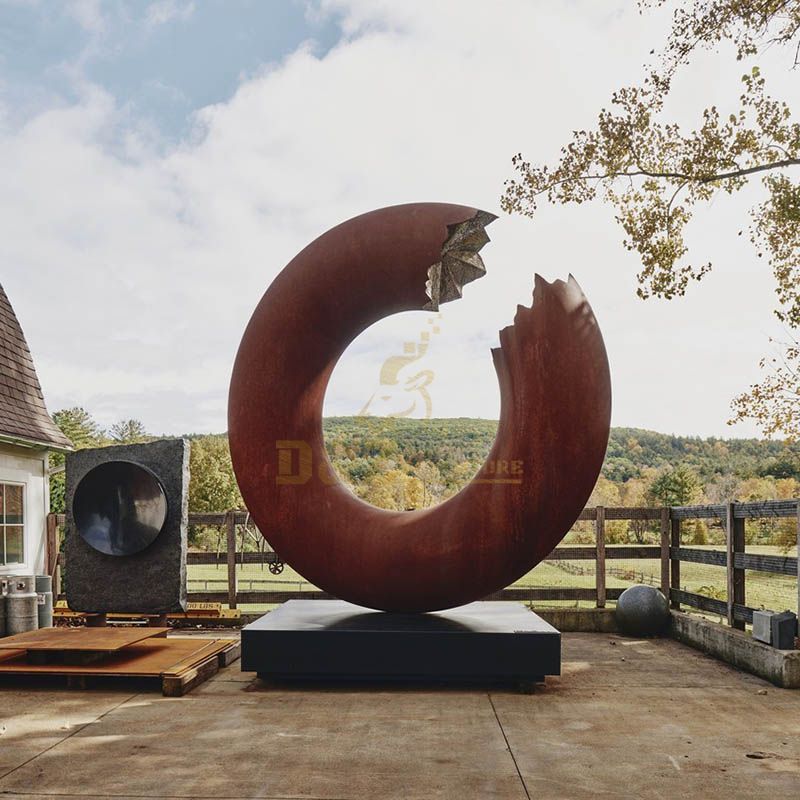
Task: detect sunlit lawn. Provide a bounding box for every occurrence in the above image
[189,542,797,615]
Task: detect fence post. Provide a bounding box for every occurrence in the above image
[226,510,237,610]
[796,500,799,629]
[46,512,57,575]
[46,513,61,598]
[726,502,745,630]
[659,507,670,600]
[733,512,746,629]
[595,506,606,608]
[670,514,681,610]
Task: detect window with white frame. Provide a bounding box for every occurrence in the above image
[0,482,24,565]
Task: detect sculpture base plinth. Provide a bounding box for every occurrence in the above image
[242,600,560,687]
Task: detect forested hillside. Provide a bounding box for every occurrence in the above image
[50,409,800,518]
[323,417,800,513]
[325,417,800,484]
[602,427,800,483]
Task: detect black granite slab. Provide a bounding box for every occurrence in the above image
[64,438,189,613]
[242,600,560,685]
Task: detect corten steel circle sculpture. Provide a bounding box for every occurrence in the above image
[73,460,168,557]
[228,202,611,612]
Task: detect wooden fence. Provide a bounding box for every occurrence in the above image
[47,499,800,629]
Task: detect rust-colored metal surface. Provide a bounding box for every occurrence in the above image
[228,203,611,612]
[0,626,169,651]
[0,637,231,677]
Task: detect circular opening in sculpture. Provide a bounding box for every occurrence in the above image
[73,461,168,556]
[322,310,500,511]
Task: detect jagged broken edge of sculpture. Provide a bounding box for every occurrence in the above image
[423,209,582,343]
[423,210,497,311]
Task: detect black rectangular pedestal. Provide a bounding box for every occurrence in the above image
[242,600,560,684]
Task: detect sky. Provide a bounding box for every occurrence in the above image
[0,0,794,438]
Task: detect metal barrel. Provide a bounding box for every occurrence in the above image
[6,575,39,635]
[35,574,54,629]
[0,590,6,637]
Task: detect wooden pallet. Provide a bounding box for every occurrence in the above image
[53,601,242,627]
[0,630,240,696]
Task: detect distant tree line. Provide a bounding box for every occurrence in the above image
[50,410,800,551]
[48,408,151,514]
[48,409,242,550]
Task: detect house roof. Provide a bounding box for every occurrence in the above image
[0,284,72,451]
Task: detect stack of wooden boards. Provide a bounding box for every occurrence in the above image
[0,627,240,696]
[52,601,241,626]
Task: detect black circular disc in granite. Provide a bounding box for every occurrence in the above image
[73,461,168,556]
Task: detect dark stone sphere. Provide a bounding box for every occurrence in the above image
[616,585,670,637]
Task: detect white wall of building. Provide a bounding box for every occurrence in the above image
[0,442,48,577]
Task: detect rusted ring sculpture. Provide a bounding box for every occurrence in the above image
[228,203,611,612]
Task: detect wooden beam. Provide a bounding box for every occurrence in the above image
[670,547,800,579]
[603,507,663,520]
[726,503,734,627]
[543,546,601,561]
[189,503,800,528]
[669,500,797,520]
[546,545,661,561]
[595,506,606,608]
[671,590,756,623]
[189,545,661,565]
[187,551,281,565]
[670,504,727,520]
[734,552,797,576]
[162,654,220,697]
[498,587,624,602]
[188,587,625,605]
[671,547,727,567]
[733,603,755,625]
[670,588,727,617]
[733,500,799,519]
[217,640,241,667]
[604,546,662,560]
[726,503,746,630]
[670,517,681,610]
[225,510,237,610]
[189,511,252,526]
[660,507,670,599]
[46,513,61,597]
[732,512,746,631]
[45,513,57,576]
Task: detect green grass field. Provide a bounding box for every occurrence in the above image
[188,542,798,616]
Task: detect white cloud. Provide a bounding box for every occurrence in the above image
[0,0,791,437]
[144,0,195,28]
[65,0,106,32]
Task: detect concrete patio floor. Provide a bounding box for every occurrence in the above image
[0,632,798,800]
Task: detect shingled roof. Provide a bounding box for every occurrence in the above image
[0,284,72,451]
